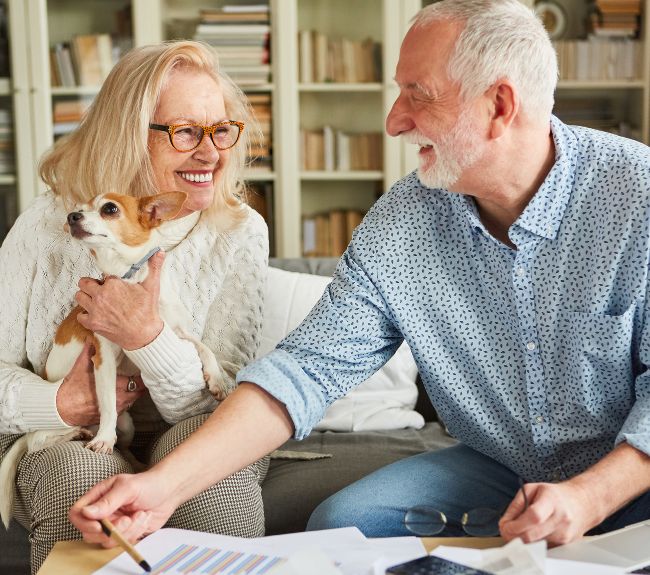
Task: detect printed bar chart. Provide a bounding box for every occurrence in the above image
[147,543,285,574]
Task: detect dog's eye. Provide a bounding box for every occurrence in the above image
[101,202,119,216]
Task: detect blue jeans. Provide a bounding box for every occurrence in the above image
[306,444,650,537]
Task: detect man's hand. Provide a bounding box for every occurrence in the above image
[500,444,650,546]
[69,471,177,546]
[56,340,146,427]
[499,481,595,545]
[75,251,165,351]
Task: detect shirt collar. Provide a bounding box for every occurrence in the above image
[514,115,579,240]
[451,115,579,242]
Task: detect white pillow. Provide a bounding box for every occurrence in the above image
[258,266,425,431]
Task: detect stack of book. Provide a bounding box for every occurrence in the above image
[302,209,364,257]
[301,127,382,172]
[247,93,272,171]
[0,2,9,77]
[554,38,641,80]
[50,34,115,87]
[589,0,641,38]
[246,182,275,256]
[298,30,381,83]
[52,99,91,137]
[0,186,17,241]
[194,4,271,86]
[0,108,13,174]
[554,97,640,140]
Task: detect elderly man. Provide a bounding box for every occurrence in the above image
[71,0,650,546]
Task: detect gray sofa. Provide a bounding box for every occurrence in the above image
[0,258,455,574]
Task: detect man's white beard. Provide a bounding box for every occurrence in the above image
[407,111,486,190]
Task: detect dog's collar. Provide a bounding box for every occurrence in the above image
[121,247,161,280]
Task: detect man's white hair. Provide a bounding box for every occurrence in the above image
[413,0,558,118]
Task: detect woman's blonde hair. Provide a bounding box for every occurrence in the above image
[40,40,255,225]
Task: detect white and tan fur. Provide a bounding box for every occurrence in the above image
[0,191,226,528]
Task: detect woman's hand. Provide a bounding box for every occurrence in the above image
[56,341,147,426]
[69,470,177,546]
[75,251,166,351]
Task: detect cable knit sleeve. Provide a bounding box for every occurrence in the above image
[202,209,268,384]
[0,197,72,433]
[124,208,268,423]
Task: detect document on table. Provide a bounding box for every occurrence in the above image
[93,527,427,575]
[432,541,628,575]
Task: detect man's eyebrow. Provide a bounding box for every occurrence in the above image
[392,78,435,98]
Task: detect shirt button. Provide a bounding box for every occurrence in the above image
[534,415,544,424]
[526,341,536,351]
[551,469,562,482]
[516,267,525,277]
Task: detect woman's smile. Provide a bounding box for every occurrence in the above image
[177,170,214,185]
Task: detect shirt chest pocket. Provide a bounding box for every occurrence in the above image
[556,304,636,406]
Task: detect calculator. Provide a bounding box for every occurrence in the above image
[386,555,493,575]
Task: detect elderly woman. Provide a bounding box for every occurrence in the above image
[0,41,269,573]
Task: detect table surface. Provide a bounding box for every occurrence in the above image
[37,536,504,574]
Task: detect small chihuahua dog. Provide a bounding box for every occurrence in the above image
[0,191,227,528]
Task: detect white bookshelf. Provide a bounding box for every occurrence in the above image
[551,0,650,143]
[2,0,650,256]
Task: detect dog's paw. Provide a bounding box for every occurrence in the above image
[205,372,229,401]
[85,435,116,454]
[204,374,230,401]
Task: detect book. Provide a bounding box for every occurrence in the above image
[299,30,313,83]
[53,43,76,87]
[195,23,270,35]
[71,35,101,86]
[323,125,335,172]
[297,29,382,84]
[53,99,90,123]
[328,210,347,256]
[199,11,269,24]
[222,4,269,13]
[302,215,317,257]
[96,34,114,80]
[302,209,366,256]
[315,213,330,257]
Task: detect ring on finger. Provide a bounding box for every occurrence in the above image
[127,376,137,393]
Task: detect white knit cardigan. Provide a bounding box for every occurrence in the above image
[0,192,268,434]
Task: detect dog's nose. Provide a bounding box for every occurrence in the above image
[67,212,84,225]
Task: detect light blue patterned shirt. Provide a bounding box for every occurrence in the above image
[238,117,650,482]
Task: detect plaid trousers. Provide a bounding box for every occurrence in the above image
[0,413,269,574]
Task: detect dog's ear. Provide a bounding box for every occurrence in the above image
[138,191,187,227]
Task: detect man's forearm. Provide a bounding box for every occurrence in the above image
[567,442,650,525]
[149,382,294,507]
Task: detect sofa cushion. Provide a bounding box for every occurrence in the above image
[0,521,30,575]
[260,266,424,432]
[262,422,456,534]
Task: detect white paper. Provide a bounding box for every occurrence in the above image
[92,527,424,575]
[267,546,343,575]
[545,559,627,575]
[368,537,427,575]
[432,543,627,575]
[479,539,546,575]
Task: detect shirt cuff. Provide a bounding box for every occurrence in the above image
[236,349,328,440]
[19,379,73,430]
[124,321,195,380]
[616,394,650,457]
